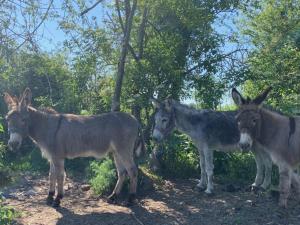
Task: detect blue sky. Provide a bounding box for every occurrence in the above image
[35,0,108,52]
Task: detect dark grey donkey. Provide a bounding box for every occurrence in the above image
[4,88,144,207]
[151,98,272,194]
[232,87,300,208]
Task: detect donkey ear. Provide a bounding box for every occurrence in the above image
[252,87,272,106]
[4,92,17,110]
[20,88,32,107]
[150,97,161,109]
[232,88,246,106]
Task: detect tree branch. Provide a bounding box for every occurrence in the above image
[137,5,148,59]
[116,0,125,33]
[185,48,248,75]
[14,0,54,51]
[80,0,104,16]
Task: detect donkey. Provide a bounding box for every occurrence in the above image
[151,98,272,194]
[4,88,144,207]
[232,87,300,207]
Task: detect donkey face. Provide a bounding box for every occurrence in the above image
[151,98,175,142]
[232,87,272,151]
[4,88,32,151]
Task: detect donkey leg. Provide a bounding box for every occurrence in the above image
[46,162,56,205]
[291,172,300,199]
[196,147,207,190]
[53,159,65,208]
[122,156,138,206]
[252,149,264,189]
[203,145,214,194]
[278,166,292,208]
[108,155,127,204]
[260,151,272,190]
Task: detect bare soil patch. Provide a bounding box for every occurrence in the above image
[2,174,300,225]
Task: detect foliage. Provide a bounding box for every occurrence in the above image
[88,158,117,196]
[239,0,300,113]
[0,197,18,225]
[157,131,259,182]
[224,152,256,181]
[158,133,199,178]
[2,0,297,190]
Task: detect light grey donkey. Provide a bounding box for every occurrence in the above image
[4,88,144,207]
[151,98,272,194]
[232,87,300,208]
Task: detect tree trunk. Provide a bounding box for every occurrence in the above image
[111,0,137,112]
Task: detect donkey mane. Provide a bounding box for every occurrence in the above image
[38,107,59,114]
[171,99,212,115]
[262,104,284,116]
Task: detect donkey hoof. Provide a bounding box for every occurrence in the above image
[107,193,118,204]
[52,201,60,208]
[196,186,206,192]
[52,199,61,208]
[251,185,260,193]
[46,196,54,206]
[125,194,136,207]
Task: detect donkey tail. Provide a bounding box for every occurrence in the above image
[134,124,146,157]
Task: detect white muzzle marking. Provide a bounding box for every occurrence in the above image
[239,132,253,148]
[9,132,22,150]
[153,129,163,141]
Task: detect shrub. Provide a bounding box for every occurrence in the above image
[0,197,18,225]
[156,132,260,183]
[88,157,117,196]
[159,132,199,178]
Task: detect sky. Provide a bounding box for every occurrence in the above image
[35,0,108,52]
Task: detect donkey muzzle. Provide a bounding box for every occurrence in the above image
[8,133,22,151]
[239,132,253,152]
[152,129,164,142]
[239,143,251,151]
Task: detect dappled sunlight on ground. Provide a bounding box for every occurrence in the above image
[2,175,300,225]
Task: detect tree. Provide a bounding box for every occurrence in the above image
[0,0,55,58]
[111,0,137,111]
[239,0,300,113]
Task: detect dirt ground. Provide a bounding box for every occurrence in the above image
[2,174,300,225]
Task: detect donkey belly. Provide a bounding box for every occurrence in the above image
[65,149,108,159]
[62,137,112,159]
[212,143,240,153]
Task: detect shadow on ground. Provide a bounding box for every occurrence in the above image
[3,175,300,225]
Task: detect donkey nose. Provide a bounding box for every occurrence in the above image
[239,143,250,151]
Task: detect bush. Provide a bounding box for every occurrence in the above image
[88,157,117,196]
[0,197,18,225]
[158,132,199,178]
[225,152,256,181]
[157,132,259,183]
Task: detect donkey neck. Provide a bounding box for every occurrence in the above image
[257,108,287,147]
[28,106,60,146]
[172,102,203,137]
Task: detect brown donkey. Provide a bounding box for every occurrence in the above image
[232,87,300,208]
[4,88,144,207]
